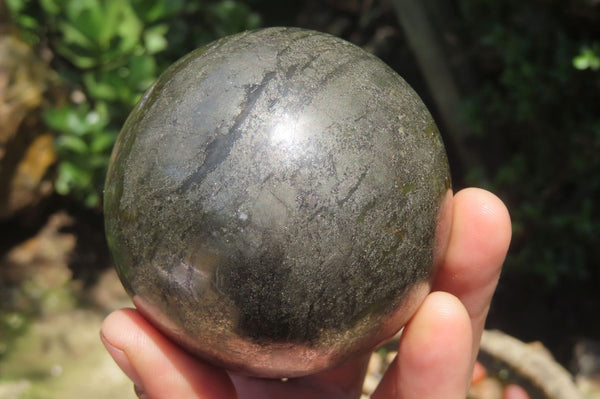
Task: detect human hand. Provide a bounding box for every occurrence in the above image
[100,187,512,399]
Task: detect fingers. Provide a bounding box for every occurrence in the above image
[372,292,473,399]
[100,188,511,399]
[373,188,510,399]
[101,308,236,399]
[471,361,487,384]
[432,188,511,354]
[504,384,531,399]
[229,353,371,399]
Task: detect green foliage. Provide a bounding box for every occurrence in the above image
[573,44,600,71]
[7,0,262,208]
[45,103,116,207]
[457,1,600,288]
[0,312,29,360]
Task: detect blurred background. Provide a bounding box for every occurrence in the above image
[0,0,598,398]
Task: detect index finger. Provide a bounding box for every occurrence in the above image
[432,187,512,353]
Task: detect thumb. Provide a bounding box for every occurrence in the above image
[101,308,237,399]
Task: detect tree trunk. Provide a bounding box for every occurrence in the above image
[392,0,478,175]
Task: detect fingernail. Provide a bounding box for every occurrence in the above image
[100,332,144,387]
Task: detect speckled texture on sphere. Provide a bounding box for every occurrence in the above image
[104,27,451,378]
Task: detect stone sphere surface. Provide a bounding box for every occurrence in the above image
[104,27,451,378]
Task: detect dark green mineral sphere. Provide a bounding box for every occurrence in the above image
[104,27,451,378]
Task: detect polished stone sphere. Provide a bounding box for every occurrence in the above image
[104,27,451,378]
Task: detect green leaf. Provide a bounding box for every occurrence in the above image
[46,105,107,136]
[16,14,40,31]
[39,0,61,15]
[131,0,185,22]
[74,6,105,44]
[90,131,117,153]
[65,110,90,135]
[55,135,88,154]
[97,0,123,48]
[64,0,95,22]
[84,192,101,208]
[128,54,157,91]
[5,0,27,13]
[113,1,144,55]
[85,102,110,130]
[144,24,169,54]
[573,45,600,71]
[44,107,71,132]
[45,105,93,134]
[56,0,144,66]
[210,0,261,36]
[83,72,119,101]
[57,20,98,67]
[55,161,90,195]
